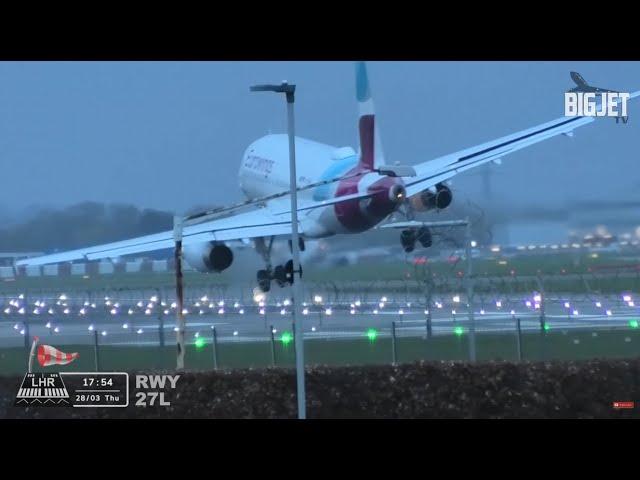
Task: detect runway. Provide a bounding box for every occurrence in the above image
[1,287,638,348]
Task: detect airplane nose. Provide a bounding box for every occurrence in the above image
[389,183,406,203]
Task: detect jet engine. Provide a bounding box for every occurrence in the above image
[409,182,452,212]
[183,242,233,273]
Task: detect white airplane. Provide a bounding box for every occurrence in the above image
[16,62,640,292]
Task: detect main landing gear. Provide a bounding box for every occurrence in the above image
[257,260,303,292]
[400,226,432,253]
[255,236,304,293]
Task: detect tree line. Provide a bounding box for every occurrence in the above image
[0,202,173,253]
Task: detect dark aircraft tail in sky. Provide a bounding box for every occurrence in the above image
[568,71,617,94]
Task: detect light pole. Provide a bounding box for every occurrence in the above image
[174,215,186,370]
[465,218,477,362]
[250,81,306,419]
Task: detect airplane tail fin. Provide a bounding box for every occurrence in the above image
[355,61,385,170]
[570,71,589,88]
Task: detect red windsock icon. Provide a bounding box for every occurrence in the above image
[37,344,79,367]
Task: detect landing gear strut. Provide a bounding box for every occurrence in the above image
[257,269,272,293]
[255,236,275,293]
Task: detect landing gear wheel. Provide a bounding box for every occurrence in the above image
[417,227,432,248]
[288,237,306,253]
[285,259,302,284]
[400,229,417,253]
[273,265,287,287]
[257,269,271,293]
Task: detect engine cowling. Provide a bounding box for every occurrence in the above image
[183,242,233,273]
[409,183,452,212]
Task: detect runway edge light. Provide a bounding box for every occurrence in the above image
[281,331,293,346]
[366,328,378,342]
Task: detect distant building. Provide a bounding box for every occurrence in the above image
[568,201,640,238]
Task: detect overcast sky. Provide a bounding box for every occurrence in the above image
[1,61,639,217]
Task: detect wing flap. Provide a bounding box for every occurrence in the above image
[378,220,469,229]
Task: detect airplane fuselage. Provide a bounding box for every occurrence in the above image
[239,134,406,239]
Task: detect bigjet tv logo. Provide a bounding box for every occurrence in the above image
[564,71,630,123]
[565,92,630,121]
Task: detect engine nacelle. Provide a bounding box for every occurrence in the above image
[183,242,233,273]
[409,183,452,212]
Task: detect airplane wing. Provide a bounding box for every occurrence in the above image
[15,207,295,266]
[403,90,640,198]
[15,187,386,267]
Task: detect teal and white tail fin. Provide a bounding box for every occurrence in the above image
[355,61,385,170]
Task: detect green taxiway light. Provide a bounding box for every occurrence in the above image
[281,331,293,345]
[366,328,378,342]
[195,337,206,349]
[629,320,639,329]
[453,326,464,336]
